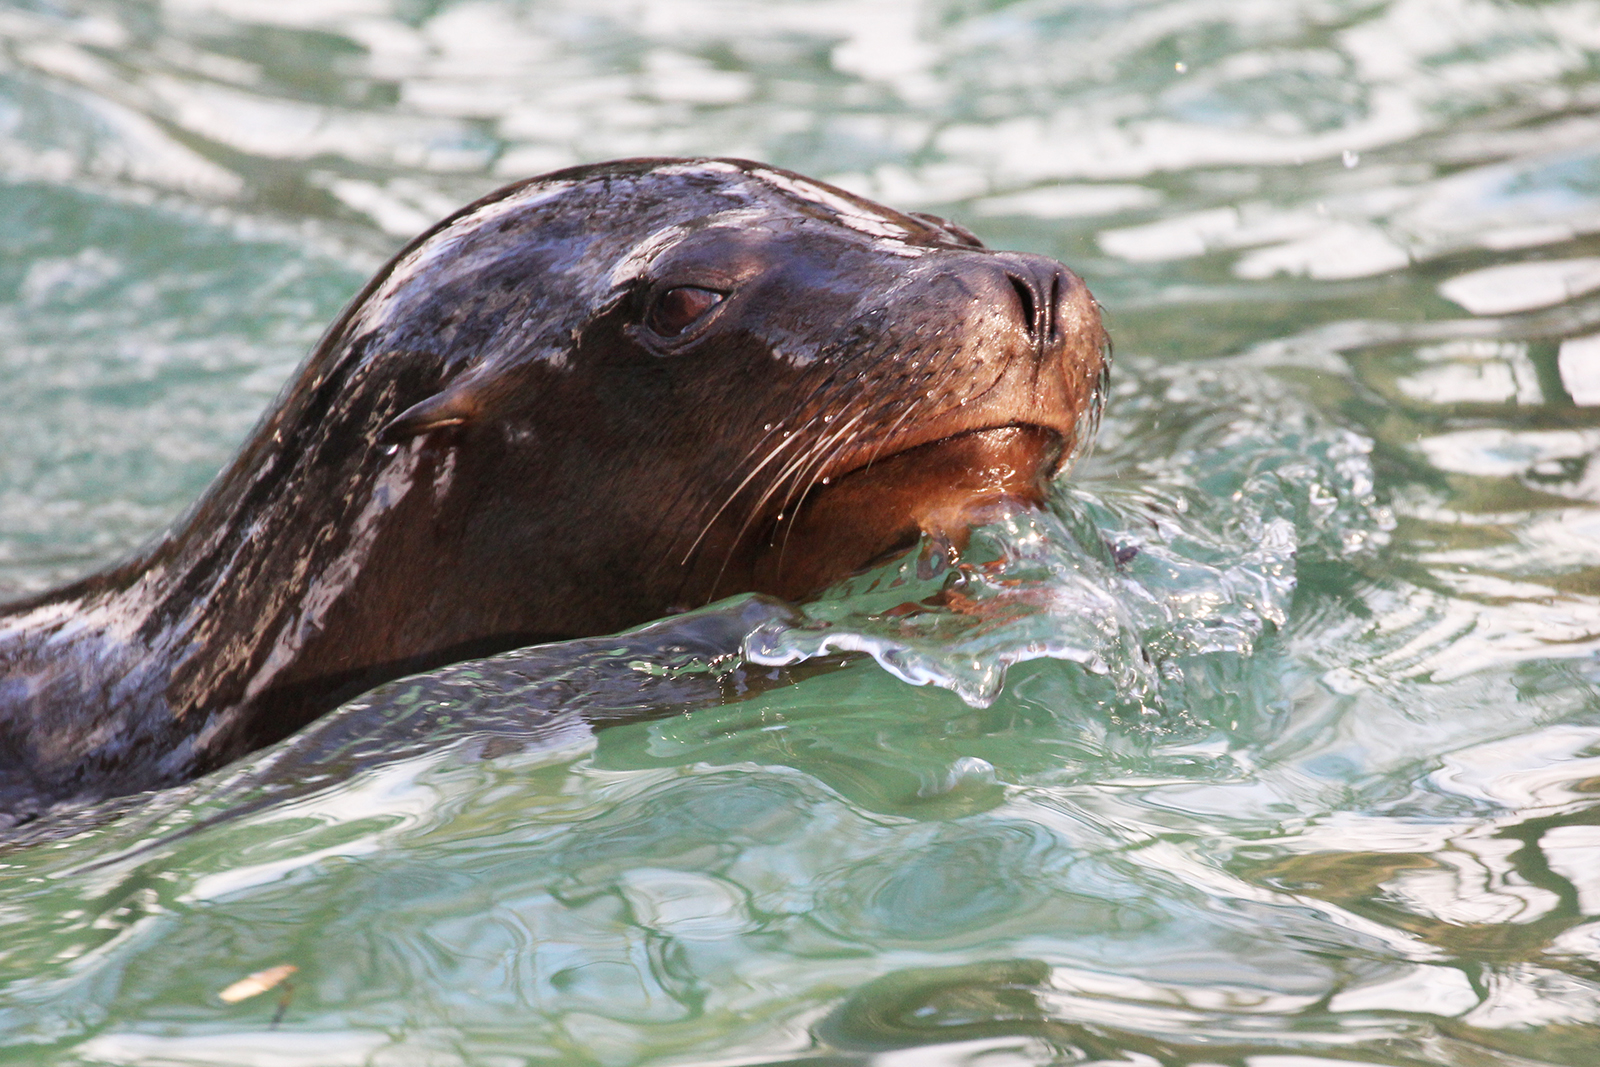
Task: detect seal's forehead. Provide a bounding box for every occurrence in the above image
[639,159,920,241]
[340,158,943,370]
[346,177,583,334]
[366,159,922,308]
[596,160,935,288]
[743,167,918,241]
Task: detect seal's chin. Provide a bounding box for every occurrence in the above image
[749,424,1064,600]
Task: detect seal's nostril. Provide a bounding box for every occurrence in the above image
[1007,274,1037,339]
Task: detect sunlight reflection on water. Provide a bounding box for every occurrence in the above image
[4,1,1600,1065]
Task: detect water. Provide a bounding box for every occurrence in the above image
[3,1,1600,1063]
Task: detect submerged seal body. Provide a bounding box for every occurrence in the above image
[0,158,1108,815]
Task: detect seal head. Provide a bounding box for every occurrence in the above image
[0,158,1108,810]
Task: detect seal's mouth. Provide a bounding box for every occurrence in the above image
[812,421,1066,533]
[816,410,1074,489]
[820,422,1065,507]
[748,423,1065,599]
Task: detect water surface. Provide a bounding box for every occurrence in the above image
[4,1,1600,1064]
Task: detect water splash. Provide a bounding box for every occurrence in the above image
[749,354,1395,715]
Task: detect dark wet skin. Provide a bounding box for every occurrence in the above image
[0,158,1108,816]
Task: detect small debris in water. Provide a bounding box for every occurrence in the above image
[218,964,297,1004]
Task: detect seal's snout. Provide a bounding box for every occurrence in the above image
[929,249,1103,444]
[994,252,1075,350]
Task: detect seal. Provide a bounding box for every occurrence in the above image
[0,158,1108,816]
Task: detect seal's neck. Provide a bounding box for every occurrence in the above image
[0,345,506,801]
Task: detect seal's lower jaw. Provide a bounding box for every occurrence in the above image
[749,425,1064,601]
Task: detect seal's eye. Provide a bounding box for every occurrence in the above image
[647,286,723,337]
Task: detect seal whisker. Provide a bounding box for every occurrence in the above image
[676,365,853,536]
[768,391,930,576]
[763,404,873,535]
[699,403,869,598]
[663,365,856,572]
[772,400,886,533]
[724,404,874,590]
[770,407,885,573]
[672,409,817,554]
[856,392,926,477]
[643,419,787,577]
[665,405,847,611]
[735,411,861,552]
[673,410,827,570]
[766,386,930,583]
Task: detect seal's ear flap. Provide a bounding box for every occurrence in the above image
[382,378,484,441]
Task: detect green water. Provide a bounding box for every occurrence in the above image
[4,1,1600,1064]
